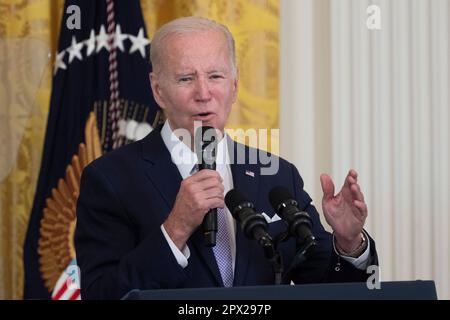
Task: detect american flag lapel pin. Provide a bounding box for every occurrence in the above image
[245,170,255,178]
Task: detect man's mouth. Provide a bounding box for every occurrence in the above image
[193,112,215,120]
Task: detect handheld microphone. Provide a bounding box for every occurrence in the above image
[195,126,218,247]
[225,189,273,248]
[268,186,315,247]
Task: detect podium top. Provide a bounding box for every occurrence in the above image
[122,280,437,300]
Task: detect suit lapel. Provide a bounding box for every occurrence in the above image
[228,139,260,286]
[141,127,182,209]
[141,127,223,286]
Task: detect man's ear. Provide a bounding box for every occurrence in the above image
[149,72,165,109]
[232,68,239,103]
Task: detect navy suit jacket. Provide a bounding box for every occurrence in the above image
[75,126,378,299]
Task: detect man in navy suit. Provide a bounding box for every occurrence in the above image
[75,16,377,299]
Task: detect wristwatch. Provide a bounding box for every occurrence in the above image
[334,232,367,258]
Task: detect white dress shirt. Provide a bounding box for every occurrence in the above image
[160,120,236,270]
[159,120,370,271]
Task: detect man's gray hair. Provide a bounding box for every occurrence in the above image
[150,16,237,76]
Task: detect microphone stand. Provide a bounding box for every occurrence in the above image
[257,235,284,285]
[282,236,317,284]
[250,217,317,285]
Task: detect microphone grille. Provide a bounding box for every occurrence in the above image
[225,189,249,214]
[195,126,217,147]
[195,126,217,169]
[268,186,293,210]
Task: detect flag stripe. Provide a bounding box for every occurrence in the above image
[52,280,68,300]
[68,290,81,300]
[106,0,121,149]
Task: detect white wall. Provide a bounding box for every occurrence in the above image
[280,0,450,299]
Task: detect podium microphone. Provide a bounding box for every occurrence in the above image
[195,126,218,247]
[225,189,273,247]
[225,189,284,285]
[268,186,316,248]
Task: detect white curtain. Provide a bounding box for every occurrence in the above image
[281,0,449,299]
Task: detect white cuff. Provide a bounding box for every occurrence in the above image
[160,224,190,268]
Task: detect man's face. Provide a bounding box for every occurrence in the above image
[150,30,238,138]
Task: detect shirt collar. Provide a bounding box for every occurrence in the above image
[161,120,230,179]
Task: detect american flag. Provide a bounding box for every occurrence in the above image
[23,0,159,299]
[51,259,81,300]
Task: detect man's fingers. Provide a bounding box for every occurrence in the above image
[320,174,335,201]
[202,198,225,212]
[353,200,368,217]
[351,183,365,202]
[201,186,225,200]
[347,169,364,202]
[347,175,356,185]
[184,171,224,193]
[191,169,223,182]
[190,188,224,213]
[194,178,225,194]
[344,169,359,187]
[349,169,358,179]
[346,170,358,185]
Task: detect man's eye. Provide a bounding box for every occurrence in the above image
[210,74,224,80]
[178,77,192,82]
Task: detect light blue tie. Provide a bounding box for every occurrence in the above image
[191,164,234,287]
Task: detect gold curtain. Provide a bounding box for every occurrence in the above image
[0,0,278,299]
[0,0,65,300]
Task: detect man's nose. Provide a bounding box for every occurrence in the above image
[195,78,212,102]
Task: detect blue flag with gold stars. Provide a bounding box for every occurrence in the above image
[23,0,160,299]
